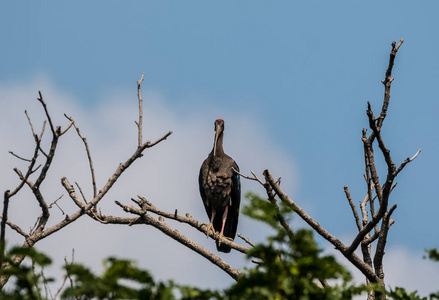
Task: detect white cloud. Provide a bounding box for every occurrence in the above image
[2,76,438,297]
[0,75,297,291]
[384,246,439,296]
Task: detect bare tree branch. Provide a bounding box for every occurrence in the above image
[8,151,32,162]
[75,182,88,204]
[115,200,242,280]
[238,234,255,247]
[37,91,56,136]
[132,195,250,253]
[344,186,362,231]
[0,74,175,288]
[136,72,145,147]
[394,149,421,176]
[262,169,380,283]
[64,114,97,199]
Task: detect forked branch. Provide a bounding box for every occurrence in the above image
[114,200,242,280]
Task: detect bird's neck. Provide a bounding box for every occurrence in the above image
[213,133,224,156]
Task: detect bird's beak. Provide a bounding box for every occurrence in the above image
[213,125,221,157]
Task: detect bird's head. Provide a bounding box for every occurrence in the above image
[214,119,224,157]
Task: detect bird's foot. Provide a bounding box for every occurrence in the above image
[217,233,233,246]
[202,223,216,238]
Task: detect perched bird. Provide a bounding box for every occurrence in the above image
[199,119,241,253]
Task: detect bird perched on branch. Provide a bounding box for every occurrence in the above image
[199,119,241,253]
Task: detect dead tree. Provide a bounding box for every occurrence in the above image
[234,39,419,299]
[106,39,418,298]
[1,40,418,299]
[0,73,173,287]
[0,72,244,288]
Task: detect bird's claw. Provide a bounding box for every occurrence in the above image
[217,233,233,246]
[203,223,216,238]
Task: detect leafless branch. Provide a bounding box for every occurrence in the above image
[232,167,258,182]
[8,151,32,162]
[131,195,250,253]
[37,91,56,136]
[1,78,176,288]
[144,131,173,148]
[48,195,65,215]
[238,233,255,247]
[136,72,145,147]
[60,120,74,136]
[14,169,50,233]
[344,186,362,231]
[266,191,295,243]
[115,200,242,280]
[251,259,263,265]
[29,213,43,235]
[62,178,85,209]
[2,219,28,238]
[75,182,88,204]
[25,110,37,138]
[64,114,97,199]
[38,120,47,143]
[394,149,421,176]
[262,169,380,283]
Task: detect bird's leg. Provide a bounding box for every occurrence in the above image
[217,206,234,246]
[204,210,216,238]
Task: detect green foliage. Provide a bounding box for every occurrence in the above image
[425,248,439,262]
[62,257,175,300]
[1,193,439,299]
[242,192,294,230]
[177,285,223,300]
[384,286,439,300]
[0,244,52,300]
[228,193,355,299]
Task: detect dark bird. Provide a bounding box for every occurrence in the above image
[199,119,241,253]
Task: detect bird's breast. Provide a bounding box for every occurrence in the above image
[205,170,233,209]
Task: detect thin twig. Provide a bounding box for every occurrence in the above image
[394,149,421,176]
[2,219,29,238]
[232,167,257,181]
[64,114,97,199]
[238,233,255,247]
[136,72,145,147]
[39,120,47,142]
[25,110,37,138]
[1,192,11,263]
[344,186,362,231]
[232,168,266,187]
[144,131,173,148]
[37,91,56,136]
[8,151,32,162]
[251,259,263,265]
[48,195,65,215]
[60,120,74,136]
[75,182,88,204]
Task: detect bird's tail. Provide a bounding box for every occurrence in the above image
[216,241,231,253]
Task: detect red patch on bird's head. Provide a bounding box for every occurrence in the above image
[216,119,224,121]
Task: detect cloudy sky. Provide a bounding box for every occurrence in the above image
[1,1,439,296]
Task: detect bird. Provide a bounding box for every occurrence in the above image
[199,119,241,253]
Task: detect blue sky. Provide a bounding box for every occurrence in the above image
[1,0,439,295]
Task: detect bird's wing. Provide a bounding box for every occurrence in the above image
[199,159,212,217]
[225,160,241,239]
[231,162,241,209]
